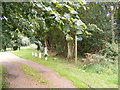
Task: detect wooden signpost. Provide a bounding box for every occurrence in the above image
[75,35,78,64]
[75,30,83,64]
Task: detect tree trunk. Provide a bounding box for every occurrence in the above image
[50,44,54,52]
[67,41,74,59]
[111,6,117,44]
[44,39,47,47]
[111,11,115,44]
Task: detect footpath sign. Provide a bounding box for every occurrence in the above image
[77,37,83,41]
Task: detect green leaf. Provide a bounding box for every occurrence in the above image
[66,30,70,33]
[79,0,86,5]
[59,20,63,24]
[85,31,92,35]
[58,25,62,30]
[87,7,90,9]
[66,34,73,41]
[70,18,74,23]
[68,8,74,11]
[79,0,84,5]
[69,36,74,40]
[83,6,86,10]
[82,24,87,29]
[85,31,89,34]
[56,4,62,8]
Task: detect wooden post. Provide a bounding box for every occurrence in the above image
[75,35,77,64]
[32,52,34,56]
[35,52,37,57]
[39,52,41,58]
[67,41,70,58]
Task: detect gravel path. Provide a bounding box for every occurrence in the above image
[0,52,75,88]
[1,62,47,88]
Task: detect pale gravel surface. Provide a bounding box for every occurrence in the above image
[0,52,75,88]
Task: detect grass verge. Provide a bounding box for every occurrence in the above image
[21,64,48,86]
[0,65,9,88]
[12,49,118,88]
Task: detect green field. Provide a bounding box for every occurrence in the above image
[12,48,118,88]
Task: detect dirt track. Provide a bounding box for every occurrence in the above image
[0,52,75,88]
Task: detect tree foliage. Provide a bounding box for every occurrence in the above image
[1,1,118,61]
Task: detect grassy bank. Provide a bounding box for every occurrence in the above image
[12,48,118,88]
[21,64,48,86]
[0,65,9,88]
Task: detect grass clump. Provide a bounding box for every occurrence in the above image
[21,64,48,85]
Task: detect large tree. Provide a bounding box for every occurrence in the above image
[2,1,87,58]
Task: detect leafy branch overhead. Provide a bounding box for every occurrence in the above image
[1,1,118,60]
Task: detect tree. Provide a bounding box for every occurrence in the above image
[1,1,88,59]
[76,2,118,43]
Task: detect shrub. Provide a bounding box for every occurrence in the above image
[13,46,19,51]
[77,24,105,55]
[81,53,118,74]
[101,42,118,61]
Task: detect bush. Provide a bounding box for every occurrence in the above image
[81,53,118,74]
[101,42,118,61]
[77,24,105,55]
[13,46,19,51]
